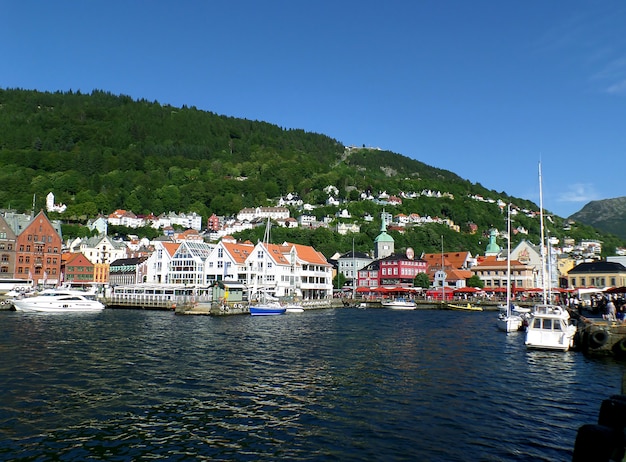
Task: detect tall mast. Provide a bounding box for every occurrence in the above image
[538,161,547,304]
[506,203,511,314]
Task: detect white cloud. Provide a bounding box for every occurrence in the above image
[607,79,626,95]
[557,183,600,203]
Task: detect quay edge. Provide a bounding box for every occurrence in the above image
[573,313,626,359]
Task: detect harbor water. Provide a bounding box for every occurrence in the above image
[0,308,623,461]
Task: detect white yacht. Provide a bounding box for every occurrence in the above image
[12,289,105,313]
[524,304,576,351]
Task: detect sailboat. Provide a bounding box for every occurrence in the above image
[496,203,524,332]
[525,163,576,350]
[249,218,286,316]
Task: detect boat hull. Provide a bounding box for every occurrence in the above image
[12,301,105,313]
[381,302,416,310]
[249,306,286,316]
[496,315,523,333]
[447,303,483,311]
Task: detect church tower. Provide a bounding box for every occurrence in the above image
[374,212,394,259]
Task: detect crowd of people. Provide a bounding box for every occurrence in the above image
[566,293,626,322]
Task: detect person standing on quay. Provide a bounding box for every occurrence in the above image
[606,298,617,322]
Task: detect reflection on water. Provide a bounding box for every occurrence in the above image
[0,309,623,461]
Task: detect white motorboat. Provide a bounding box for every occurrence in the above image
[12,289,105,313]
[381,298,416,310]
[525,304,577,351]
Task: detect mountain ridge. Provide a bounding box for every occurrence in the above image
[569,197,626,240]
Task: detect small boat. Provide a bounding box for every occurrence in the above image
[525,304,577,351]
[381,298,416,310]
[12,289,105,313]
[447,302,483,311]
[249,303,286,316]
[284,303,304,313]
[249,219,286,316]
[496,203,524,332]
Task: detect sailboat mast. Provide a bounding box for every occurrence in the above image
[441,235,444,302]
[506,203,511,314]
[538,162,547,304]
[352,237,356,300]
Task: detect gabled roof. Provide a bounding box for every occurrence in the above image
[472,255,526,269]
[222,241,254,265]
[173,241,213,259]
[161,242,181,258]
[65,252,94,267]
[261,242,330,267]
[423,251,472,269]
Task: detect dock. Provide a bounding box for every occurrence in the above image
[574,313,626,359]
[175,298,337,316]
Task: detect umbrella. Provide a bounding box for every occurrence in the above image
[606,286,626,294]
[453,287,480,293]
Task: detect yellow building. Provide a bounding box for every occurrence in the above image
[567,261,626,288]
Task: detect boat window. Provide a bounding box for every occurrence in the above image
[532,318,542,329]
[544,319,553,330]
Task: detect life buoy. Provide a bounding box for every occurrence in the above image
[588,329,609,349]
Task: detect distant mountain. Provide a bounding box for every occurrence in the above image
[570,197,626,240]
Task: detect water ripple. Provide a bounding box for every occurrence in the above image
[0,309,623,461]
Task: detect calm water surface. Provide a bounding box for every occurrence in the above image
[0,308,622,461]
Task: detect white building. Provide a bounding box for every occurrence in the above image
[167,240,215,285]
[236,206,290,222]
[46,192,67,213]
[144,240,181,284]
[72,235,128,265]
[205,237,333,300]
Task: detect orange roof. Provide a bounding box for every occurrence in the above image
[472,255,525,269]
[161,242,181,257]
[222,241,255,264]
[262,242,330,267]
[423,252,471,269]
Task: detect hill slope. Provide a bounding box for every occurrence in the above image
[570,197,626,240]
[0,88,624,256]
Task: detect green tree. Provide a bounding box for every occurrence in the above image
[414,273,431,289]
[333,272,346,289]
[467,274,484,288]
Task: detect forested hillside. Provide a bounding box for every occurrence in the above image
[0,88,623,257]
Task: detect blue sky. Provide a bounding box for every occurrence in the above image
[3,1,625,218]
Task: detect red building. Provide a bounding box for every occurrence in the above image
[357,253,428,288]
[15,211,62,285]
[63,252,95,286]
